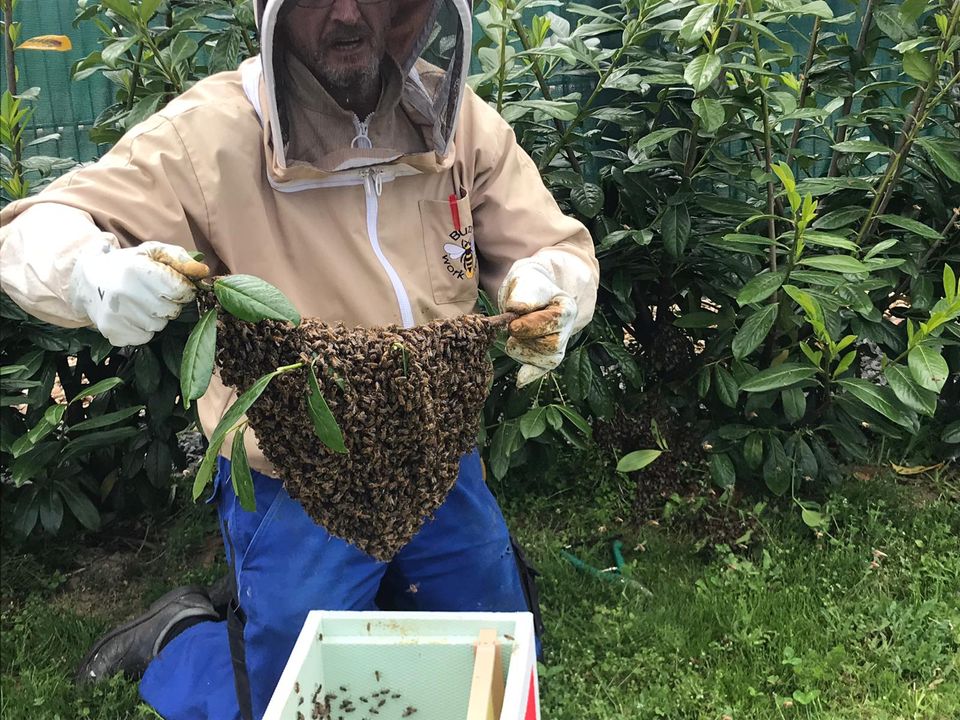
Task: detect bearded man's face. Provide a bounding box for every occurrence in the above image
[281,0,393,92]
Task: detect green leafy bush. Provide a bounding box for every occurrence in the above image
[474,0,960,499]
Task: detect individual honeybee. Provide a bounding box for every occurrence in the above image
[443,236,476,278]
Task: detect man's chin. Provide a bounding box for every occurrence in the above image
[318,62,380,92]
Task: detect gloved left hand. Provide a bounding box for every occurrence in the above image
[498,258,579,387]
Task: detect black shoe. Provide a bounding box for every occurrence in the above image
[75,585,218,684]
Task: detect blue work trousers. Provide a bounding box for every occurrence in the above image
[139,450,534,719]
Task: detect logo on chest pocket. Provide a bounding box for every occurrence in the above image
[442,226,476,280]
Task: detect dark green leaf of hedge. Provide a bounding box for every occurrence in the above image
[662,203,690,258]
[307,364,348,453]
[571,183,603,218]
[490,420,521,480]
[831,139,890,154]
[836,378,912,427]
[740,363,818,392]
[69,405,144,432]
[520,406,549,440]
[877,214,941,240]
[782,386,806,424]
[563,347,593,402]
[675,311,721,328]
[70,377,123,405]
[684,52,721,92]
[12,488,40,537]
[193,368,284,500]
[213,275,301,326]
[764,436,790,495]
[59,482,101,531]
[61,427,140,462]
[732,303,779,359]
[908,344,949,392]
[145,439,173,488]
[11,443,60,487]
[737,271,786,305]
[602,341,642,388]
[942,420,960,444]
[798,255,870,274]
[556,405,592,438]
[39,490,64,534]
[884,364,937,417]
[744,433,763,469]
[181,308,218,410]
[710,453,736,488]
[813,206,867,230]
[134,346,161,396]
[231,427,256,512]
[715,365,739,408]
[617,449,662,473]
[916,137,960,182]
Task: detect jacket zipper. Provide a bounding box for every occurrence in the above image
[362,168,414,328]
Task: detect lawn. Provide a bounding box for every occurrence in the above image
[2,465,958,719]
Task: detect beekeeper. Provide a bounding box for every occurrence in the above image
[0,0,598,717]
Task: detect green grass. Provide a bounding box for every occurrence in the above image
[2,468,959,719]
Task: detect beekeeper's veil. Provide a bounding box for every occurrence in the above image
[248,0,472,173]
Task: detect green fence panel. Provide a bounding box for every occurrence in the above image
[2,0,113,165]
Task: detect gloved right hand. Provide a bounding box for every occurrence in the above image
[68,241,208,347]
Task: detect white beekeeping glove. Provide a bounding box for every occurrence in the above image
[498,252,595,388]
[69,241,208,347]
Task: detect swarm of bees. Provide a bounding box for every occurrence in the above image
[211,300,502,560]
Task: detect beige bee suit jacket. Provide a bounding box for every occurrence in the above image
[0,51,598,477]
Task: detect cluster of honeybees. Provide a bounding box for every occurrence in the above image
[214,309,500,560]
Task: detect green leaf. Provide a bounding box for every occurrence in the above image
[684,53,722,92]
[180,308,218,410]
[61,427,140,462]
[782,387,806,424]
[710,453,736,488]
[134,346,161,396]
[231,427,256,512]
[213,275,301,326]
[831,139,891,154]
[732,304,779,360]
[511,100,579,121]
[884,364,937,416]
[490,420,521,479]
[555,404,591,438]
[803,232,860,252]
[70,377,123,404]
[942,420,960,444]
[140,0,162,22]
[902,51,933,82]
[68,406,144,432]
[783,286,825,332]
[679,3,716,44]
[10,404,65,458]
[741,364,818,392]
[39,490,64,534]
[631,127,685,156]
[692,97,724,133]
[800,509,824,529]
[101,37,137,68]
[798,255,870,274]
[764,436,790,495]
[59,482,101,531]
[617,449,663,473]
[737,271,786,305]
[169,34,199,67]
[813,207,867,230]
[744,433,763,469]
[520,406,549,440]
[877,214,942,240]
[899,0,927,24]
[307,364,348,453]
[144,438,173,487]
[916,137,960,182]
[674,311,721,328]
[563,347,593,402]
[571,183,603,218]
[661,203,690,258]
[193,367,287,501]
[836,379,912,427]
[714,365,739,408]
[908,344,949,393]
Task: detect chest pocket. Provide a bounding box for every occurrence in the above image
[419,192,479,305]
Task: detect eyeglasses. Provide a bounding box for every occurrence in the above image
[295,0,388,8]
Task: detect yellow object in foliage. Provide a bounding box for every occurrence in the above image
[16,35,73,52]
